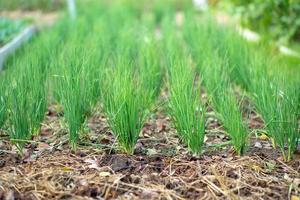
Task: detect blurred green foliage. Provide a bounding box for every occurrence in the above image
[0,0,65,11]
[229,0,300,44]
[0,17,26,46]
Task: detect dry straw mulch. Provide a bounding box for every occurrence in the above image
[0,105,299,200]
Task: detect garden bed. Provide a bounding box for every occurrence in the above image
[0,100,299,199]
[0,1,299,200]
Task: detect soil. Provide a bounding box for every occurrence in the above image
[0,102,299,200]
[0,11,59,28]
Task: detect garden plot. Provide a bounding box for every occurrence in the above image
[0,0,299,199]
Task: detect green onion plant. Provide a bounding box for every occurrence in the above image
[203,54,249,155]
[55,43,97,150]
[103,61,149,154]
[0,78,7,128]
[8,59,47,152]
[162,15,206,154]
[250,54,300,161]
[168,58,206,154]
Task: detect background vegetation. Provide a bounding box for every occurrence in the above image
[0,0,65,11]
[226,0,300,44]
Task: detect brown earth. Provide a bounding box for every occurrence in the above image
[0,11,59,27]
[0,103,299,200]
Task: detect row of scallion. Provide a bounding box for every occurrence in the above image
[0,0,298,161]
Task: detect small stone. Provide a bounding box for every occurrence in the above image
[254,142,262,148]
[111,156,131,172]
[147,149,157,156]
[141,190,159,199]
[99,171,110,177]
[264,143,272,149]
[0,160,5,168]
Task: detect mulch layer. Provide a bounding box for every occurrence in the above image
[0,103,299,200]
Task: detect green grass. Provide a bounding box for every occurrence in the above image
[103,61,149,154]
[183,14,217,73]
[3,19,64,153]
[8,78,31,152]
[0,77,7,128]
[54,40,98,150]
[0,0,65,11]
[280,83,299,161]
[203,54,249,155]
[8,57,47,152]
[138,31,163,106]
[168,58,206,154]
[216,88,248,155]
[162,14,206,154]
[184,15,249,155]
[27,60,47,136]
[221,30,252,90]
[48,10,103,151]
[0,17,27,46]
[184,15,252,89]
[184,13,299,158]
[100,2,165,154]
[249,54,300,161]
